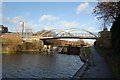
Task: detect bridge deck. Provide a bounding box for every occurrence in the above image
[40,37,97,40]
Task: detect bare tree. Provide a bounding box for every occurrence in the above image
[93,2,120,26]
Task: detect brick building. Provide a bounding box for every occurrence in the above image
[96,27,112,48]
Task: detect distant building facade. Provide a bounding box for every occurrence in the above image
[96,27,112,48]
[0,25,8,34]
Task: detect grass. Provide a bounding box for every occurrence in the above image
[95,47,120,80]
[85,47,94,65]
[85,47,91,58]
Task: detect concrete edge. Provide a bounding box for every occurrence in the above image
[72,62,89,79]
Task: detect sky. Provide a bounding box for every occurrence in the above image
[2,2,103,32]
[2,2,104,43]
[2,0,119,2]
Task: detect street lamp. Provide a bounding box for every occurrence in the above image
[20,21,24,39]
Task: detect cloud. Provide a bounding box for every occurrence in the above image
[76,2,89,14]
[23,22,37,29]
[15,22,39,32]
[86,27,96,32]
[43,26,54,30]
[43,20,79,30]
[56,21,79,28]
[4,16,38,32]
[39,14,60,22]
[5,16,23,24]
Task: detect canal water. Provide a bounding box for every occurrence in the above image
[2,52,84,78]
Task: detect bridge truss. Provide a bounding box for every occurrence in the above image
[39,28,98,39]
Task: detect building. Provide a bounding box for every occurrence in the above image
[0,25,8,34]
[96,27,112,48]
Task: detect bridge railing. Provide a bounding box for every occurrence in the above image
[56,33,97,38]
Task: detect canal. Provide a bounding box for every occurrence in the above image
[2,52,84,78]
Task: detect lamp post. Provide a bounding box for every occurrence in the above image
[20,21,24,39]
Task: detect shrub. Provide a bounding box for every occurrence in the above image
[1,33,22,52]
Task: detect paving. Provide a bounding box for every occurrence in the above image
[82,47,115,79]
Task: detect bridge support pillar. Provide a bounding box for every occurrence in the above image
[43,45,53,52]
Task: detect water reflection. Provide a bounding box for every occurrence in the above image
[2,52,84,78]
